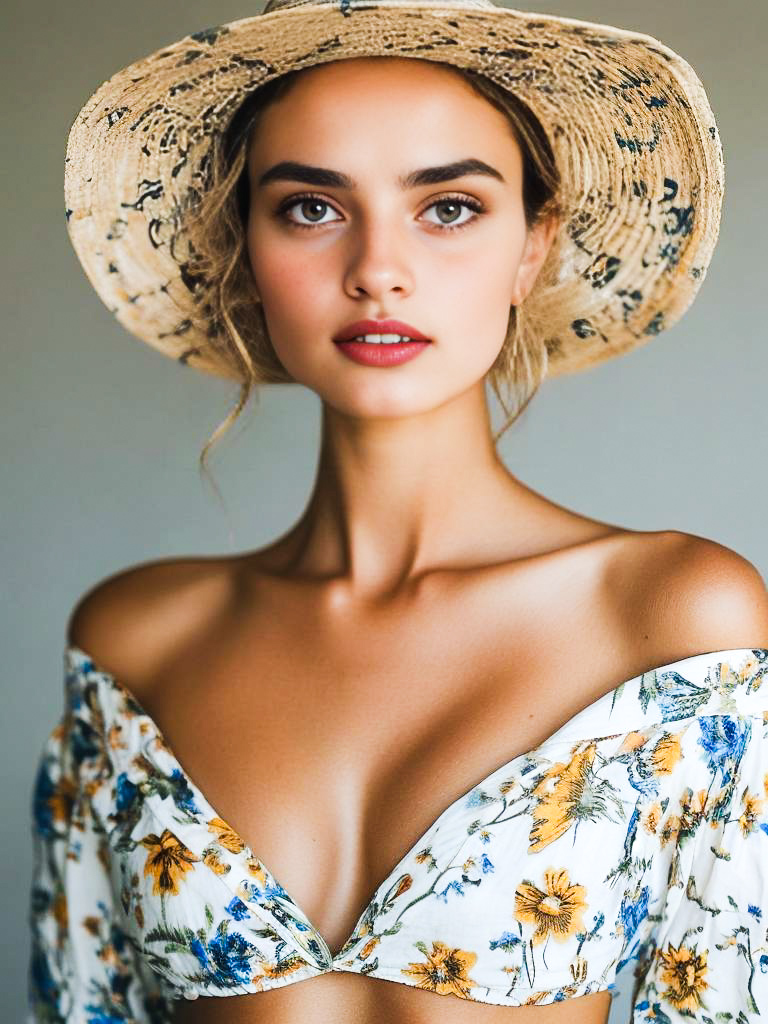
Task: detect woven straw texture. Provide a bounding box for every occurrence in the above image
[64,0,724,380]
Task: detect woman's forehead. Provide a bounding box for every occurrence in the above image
[245,63,522,169]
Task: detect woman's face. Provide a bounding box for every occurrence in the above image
[245,56,556,417]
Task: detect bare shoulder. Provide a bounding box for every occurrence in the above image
[608,529,768,662]
[66,555,234,690]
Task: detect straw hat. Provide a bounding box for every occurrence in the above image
[63,0,724,380]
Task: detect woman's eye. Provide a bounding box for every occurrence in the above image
[276,193,485,232]
[422,196,485,230]
[278,196,342,228]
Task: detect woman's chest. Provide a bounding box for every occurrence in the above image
[127,553,627,962]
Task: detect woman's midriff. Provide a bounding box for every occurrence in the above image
[170,974,614,1023]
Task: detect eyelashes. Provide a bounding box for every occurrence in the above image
[274,192,487,233]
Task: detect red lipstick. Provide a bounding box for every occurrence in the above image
[333,318,432,367]
[333,318,431,343]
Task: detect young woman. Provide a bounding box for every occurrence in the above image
[29,1,768,1022]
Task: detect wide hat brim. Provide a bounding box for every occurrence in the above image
[64,0,724,381]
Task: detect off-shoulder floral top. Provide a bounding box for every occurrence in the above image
[27,643,768,1021]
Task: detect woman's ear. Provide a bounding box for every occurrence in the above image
[510,214,559,306]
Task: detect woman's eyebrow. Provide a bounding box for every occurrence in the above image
[255,157,506,190]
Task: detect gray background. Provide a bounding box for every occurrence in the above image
[3,0,766,1019]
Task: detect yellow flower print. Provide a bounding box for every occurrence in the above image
[246,856,269,882]
[258,955,311,983]
[618,731,648,753]
[401,940,478,998]
[570,955,588,983]
[500,777,521,798]
[524,980,585,1003]
[523,991,549,1005]
[132,752,156,778]
[514,867,588,945]
[139,828,200,896]
[359,936,380,960]
[719,654,764,692]
[642,801,662,834]
[710,844,730,860]
[96,835,110,872]
[52,891,68,932]
[393,875,412,899]
[659,814,680,847]
[764,770,768,798]
[83,778,101,799]
[207,816,246,853]
[49,773,77,826]
[650,732,683,776]
[203,848,231,875]
[677,788,708,837]
[107,722,127,751]
[739,786,764,837]
[657,941,709,1011]
[528,742,597,852]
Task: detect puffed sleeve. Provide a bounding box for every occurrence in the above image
[634,710,768,1018]
[27,656,174,1023]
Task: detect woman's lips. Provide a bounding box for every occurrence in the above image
[333,319,430,342]
[333,338,431,367]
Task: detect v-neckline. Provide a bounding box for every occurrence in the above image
[63,641,768,966]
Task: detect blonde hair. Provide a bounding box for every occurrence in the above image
[180,58,575,484]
